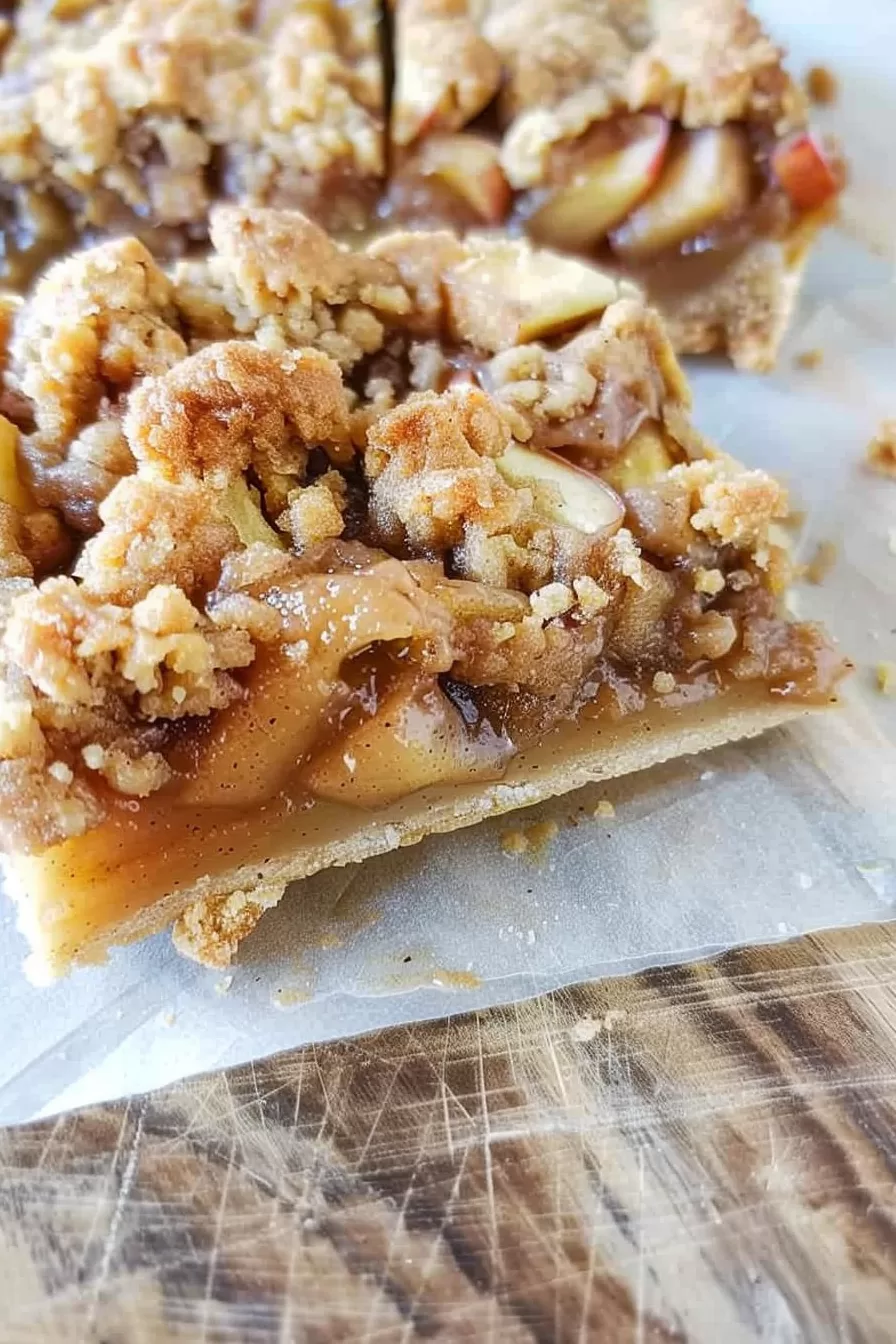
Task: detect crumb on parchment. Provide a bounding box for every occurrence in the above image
[803,540,838,586]
[794,348,824,370]
[876,663,896,696]
[805,65,839,105]
[593,800,615,819]
[866,421,896,478]
[501,818,559,856]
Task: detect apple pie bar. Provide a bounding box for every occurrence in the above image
[388,0,844,370]
[0,0,385,289]
[0,207,846,977]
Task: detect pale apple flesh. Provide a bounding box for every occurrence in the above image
[174,565,451,808]
[304,674,512,808]
[599,423,676,493]
[609,126,753,262]
[496,442,625,535]
[444,242,624,350]
[411,133,511,225]
[528,115,670,251]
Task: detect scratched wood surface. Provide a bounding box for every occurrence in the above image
[1,923,896,1343]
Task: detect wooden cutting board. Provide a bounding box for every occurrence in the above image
[1,922,895,1342]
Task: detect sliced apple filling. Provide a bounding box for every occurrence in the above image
[388,0,845,370]
[0,209,846,977]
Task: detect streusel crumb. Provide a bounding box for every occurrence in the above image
[172,885,286,968]
[176,206,410,370]
[677,458,789,551]
[124,341,351,485]
[8,238,186,530]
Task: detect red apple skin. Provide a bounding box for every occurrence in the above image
[772,134,841,211]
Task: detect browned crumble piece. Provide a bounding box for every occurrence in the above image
[6,238,187,531]
[74,477,239,606]
[175,206,411,372]
[805,65,839,105]
[794,348,824,370]
[278,473,347,552]
[124,341,352,484]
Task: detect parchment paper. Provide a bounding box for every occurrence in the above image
[0,0,893,1124]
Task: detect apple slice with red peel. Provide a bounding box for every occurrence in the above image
[528,115,670,251]
[772,133,841,211]
[496,442,624,535]
[414,133,511,225]
[610,126,753,261]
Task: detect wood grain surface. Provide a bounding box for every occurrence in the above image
[1,923,896,1342]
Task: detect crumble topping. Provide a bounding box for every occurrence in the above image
[485,299,692,449]
[805,65,838,106]
[366,384,618,594]
[0,208,840,876]
[7,238,187,531]
[174,206,411,370]
[5,577,252,720]
[674,458,789,550]
[0,0,385,259]
[694,566,725,596]
[385,1,828,375]
[278,472,348,552]
[124,341,351,487]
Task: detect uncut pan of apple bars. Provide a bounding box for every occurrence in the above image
[0,0,892,1123]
